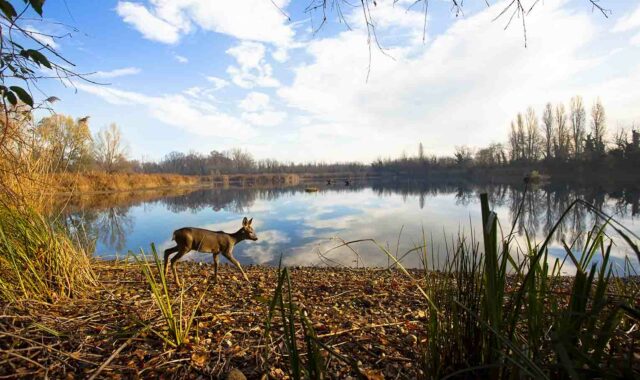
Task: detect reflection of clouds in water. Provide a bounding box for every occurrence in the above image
[75,184,640,271]
[242,230,290,264]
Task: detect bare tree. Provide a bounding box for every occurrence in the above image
[570,96,586,159]
[418,142,425,161]
[590,98,607,155]
[516,113,527,161]
[94,124,129,173]
[525,107,541,161]
[554,103,571,160]
[542,103,554,160]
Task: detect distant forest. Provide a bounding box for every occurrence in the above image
[38,96,639,182]
[372,96,640,183]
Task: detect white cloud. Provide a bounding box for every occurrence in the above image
[24,25,58,49]
[115,0,294,46]
[226,41,280,88]
[632,32,640,47]
[272,47,289,62]
[239,92,270,112]
[613,4,640,32]
[238,92,285,126]
[77,83,254,139]
[276,0,633,160]
[182,77,229,102]
[174,54,189,63]
[116,2,183,44]
[206,76,229,90]
[93,67,141,79]
[241,110,286,127]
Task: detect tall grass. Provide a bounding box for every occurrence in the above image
[417,193,640,379]
[134,244,207,348]
[0,106,97,303]
[0,205,96,302]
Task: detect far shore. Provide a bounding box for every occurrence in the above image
[51,167,640,198]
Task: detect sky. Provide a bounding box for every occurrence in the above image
[27,0,640,163]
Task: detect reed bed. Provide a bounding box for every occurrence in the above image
[0,205,97,303]
[53,172,202,194]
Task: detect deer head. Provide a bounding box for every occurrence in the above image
[240,217,258,241]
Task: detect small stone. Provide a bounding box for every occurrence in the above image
[226,368,246,380]
[404,334,418,346]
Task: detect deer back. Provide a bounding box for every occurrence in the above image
[174,227,234,253]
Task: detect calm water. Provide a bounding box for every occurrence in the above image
[64,182,640,274]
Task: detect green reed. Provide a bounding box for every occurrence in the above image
[134,244,207,348]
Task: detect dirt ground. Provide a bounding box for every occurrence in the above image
[1,262,432,379]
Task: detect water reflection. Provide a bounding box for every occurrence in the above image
[63,182,639,271]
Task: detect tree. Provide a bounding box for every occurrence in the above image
[454,145,473,166]
[542,103,554,160]
[418,142,424,161]
[569,96,586,159]
[525,107,541,161]
[94,124,129,173]
[554,103,571,161]
[1,1,91,150]
[590,98,607,156]
[35,115,93,171]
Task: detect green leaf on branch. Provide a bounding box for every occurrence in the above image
[22,49,52,69]
[9,86,34,107]
[0,0,17,19]
[5,91,18,106]
[27,0,44,16]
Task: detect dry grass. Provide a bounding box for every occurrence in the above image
[0,107,98,304]
[53,172,202,193]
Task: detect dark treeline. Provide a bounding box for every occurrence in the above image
[372,97,640,183]
[138,148,368,176]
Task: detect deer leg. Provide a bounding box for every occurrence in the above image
[212,253,219,284]
[223,252,249,282]
[163,246,179,277]
[170,248,189,287]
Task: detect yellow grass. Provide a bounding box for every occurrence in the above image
[52,172,202,193]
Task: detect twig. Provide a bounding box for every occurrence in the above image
[87,330,143,380]
[317,320,410,338]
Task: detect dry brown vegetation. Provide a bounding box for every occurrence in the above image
[0,263,437,379]
[52,172,202,193]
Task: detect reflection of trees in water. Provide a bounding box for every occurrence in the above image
[65,206,134,253]
[94,207,134,252]
[66,182,639,253]
[370,181,639,245]
[159,185,376,213]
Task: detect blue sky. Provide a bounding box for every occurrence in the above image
[29,0,640,162]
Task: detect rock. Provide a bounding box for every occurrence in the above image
[226,368,246,380]
[404,334,418,346]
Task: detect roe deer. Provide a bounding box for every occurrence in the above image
[163,217,257,286]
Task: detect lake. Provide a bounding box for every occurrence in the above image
[63,181,640,274]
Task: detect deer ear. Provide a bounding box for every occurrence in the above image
[248,218,253,226]
[242,217,248,226]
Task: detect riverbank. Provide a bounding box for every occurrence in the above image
[1,260,638,379]
[54,172,202,193]
[52,172,379,194]
[0,263,432,379]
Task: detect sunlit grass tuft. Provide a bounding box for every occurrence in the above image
[134,244,207,348]
[0,205,96,303]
